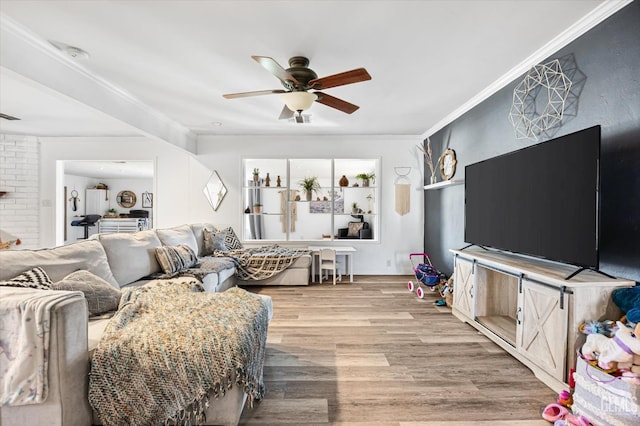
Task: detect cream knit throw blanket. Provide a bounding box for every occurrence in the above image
[89,280,269,425]
[220,246,310,281]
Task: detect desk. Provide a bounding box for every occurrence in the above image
[308,246,356,283]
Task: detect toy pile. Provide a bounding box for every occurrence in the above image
[435,276,454,307]
[579,286,640,384]
[541,286,640,425]
[542,390,592,425]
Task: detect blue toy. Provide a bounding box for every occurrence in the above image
[611,286,640,324]
[407,252,441,299]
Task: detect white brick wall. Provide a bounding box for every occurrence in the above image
[0,134,40,249]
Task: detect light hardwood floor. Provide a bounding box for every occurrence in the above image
[238,276,556,425]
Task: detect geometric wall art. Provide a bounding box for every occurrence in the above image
[509,59,573,140]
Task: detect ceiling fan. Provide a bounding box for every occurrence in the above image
[223,56,371,123]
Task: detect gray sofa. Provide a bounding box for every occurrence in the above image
[0,223,286,426]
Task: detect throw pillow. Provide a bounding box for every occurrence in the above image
[203,228,228,253]
[347,222,364,237]
[0,266,53,290]
[220,227,243,250]
[155,244,198,274]
[53,270,121,316]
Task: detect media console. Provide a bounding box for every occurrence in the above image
[450,247,634,393]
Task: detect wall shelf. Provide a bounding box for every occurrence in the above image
[423,179,464,190]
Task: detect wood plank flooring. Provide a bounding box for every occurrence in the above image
[238,276,555,425]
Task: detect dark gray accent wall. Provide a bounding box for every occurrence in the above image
[425,2,640,283]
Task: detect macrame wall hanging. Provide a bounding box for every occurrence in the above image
[394,167,411,216]
[509,59,572,140]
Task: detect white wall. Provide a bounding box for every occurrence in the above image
[102,177,153,217]
[63,174,153,243]
[38,134,424,274]
[197,135,425,275]
[64,173,97,242]
[0,134,39,248]
[39,136,213,246]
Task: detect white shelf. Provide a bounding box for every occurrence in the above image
[423,179,464,190]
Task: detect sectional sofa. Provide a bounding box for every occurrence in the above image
[0,223,310,426]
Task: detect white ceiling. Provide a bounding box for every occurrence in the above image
[64,160,154,179]
[0,0,621,140]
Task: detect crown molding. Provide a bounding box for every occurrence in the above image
[421,0,634,139]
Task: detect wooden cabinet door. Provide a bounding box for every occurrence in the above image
[517,279,568,381]
[453,257,474,320]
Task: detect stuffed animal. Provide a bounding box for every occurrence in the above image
[581,321,640,370]
[611,286,640,324]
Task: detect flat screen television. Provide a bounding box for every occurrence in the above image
[464,125,601,269]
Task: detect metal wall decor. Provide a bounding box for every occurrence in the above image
[203,171,227,211]
[509,59,572,140]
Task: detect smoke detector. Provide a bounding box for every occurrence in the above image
[49,40,90,59]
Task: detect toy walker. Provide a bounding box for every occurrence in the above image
[407,252,441,298]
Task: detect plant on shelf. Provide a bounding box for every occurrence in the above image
[299,176,321,201]
[253,202,263,214]
[355,172,376,187]
[351,202,360,214]
[252,168,260,183]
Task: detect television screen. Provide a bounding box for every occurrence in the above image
[464,125,601,268]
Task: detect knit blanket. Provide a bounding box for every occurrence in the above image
[149,256,236,281]
[218,245,310,281]
[88,280,269,425]
[0,287,84,406]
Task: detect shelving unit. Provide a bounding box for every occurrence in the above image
[423,179,464,190]
[243,158,379,242]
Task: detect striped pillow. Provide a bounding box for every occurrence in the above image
[0,267,53,290]
[155,244,198,274]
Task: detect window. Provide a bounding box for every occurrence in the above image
[242,158,379,242]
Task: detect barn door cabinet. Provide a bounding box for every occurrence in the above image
[450,247,633,393]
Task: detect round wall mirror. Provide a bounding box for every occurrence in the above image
[116,190,137,208]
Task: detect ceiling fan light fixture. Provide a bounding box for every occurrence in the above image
[281,91,317,112]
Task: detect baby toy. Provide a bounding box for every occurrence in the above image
[581,321,640,370]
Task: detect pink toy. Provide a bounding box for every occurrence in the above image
[582,321,640,370]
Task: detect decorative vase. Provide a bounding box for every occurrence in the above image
[253,174,259,184]
[339,175,349,187]
[265,173,271,187]
[276,175,281,187]
[362,178,370,187]
[430,175,437,185]
[306,190,312,201]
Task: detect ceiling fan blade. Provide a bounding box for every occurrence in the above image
[309,68,371,90]
[314,92,360,114]
[279,105,295,120]
[223,89,287,99]
[252,56,300,87]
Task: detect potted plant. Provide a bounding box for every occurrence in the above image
[355,172,376,187]
[299,176,321,201]
[253,202,262,214]
[106,208,117,217]
[252,168,260,183]
[351,202,360,214]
